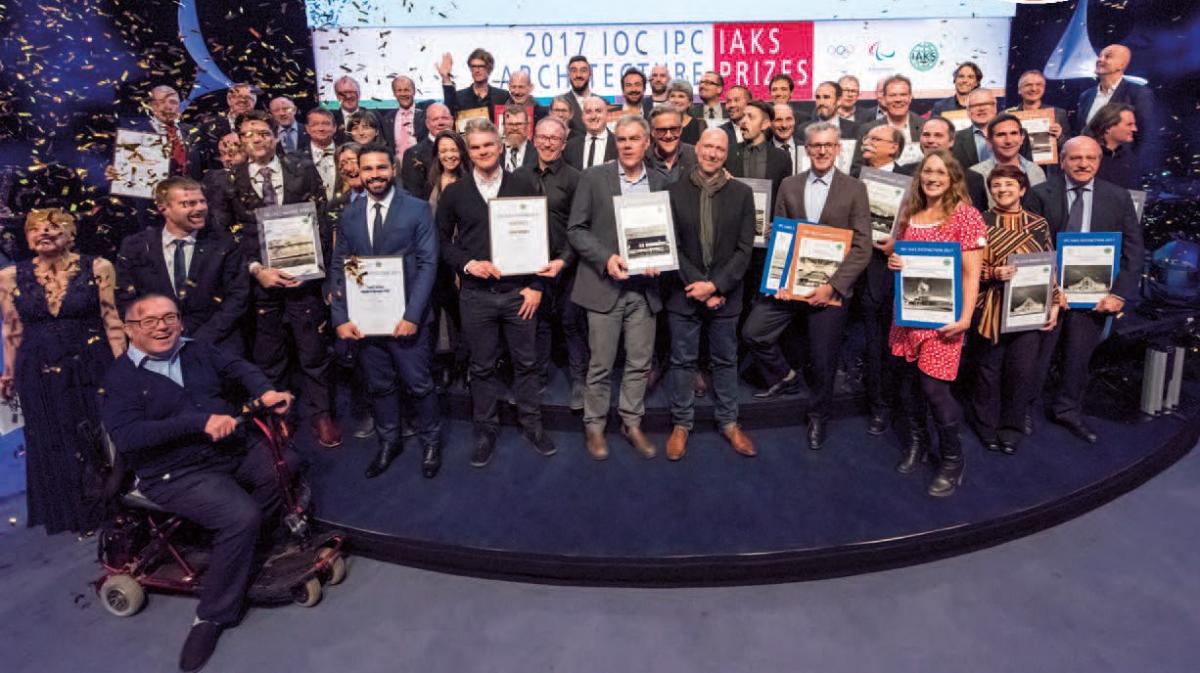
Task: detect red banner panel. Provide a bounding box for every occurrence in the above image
[713,22,815,101]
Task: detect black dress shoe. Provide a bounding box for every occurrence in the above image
[470,432,496,467]
[180,620,223,672]
[524,430,557,457]
[807,416,826,451]
[1023,411,1035,436]
[753,373,801,400]
[421,443,442,478]
[981,437,1003,453]
[867,413,888,436]
[1057,418,1098,444]
[364,443,402,479]
[1000,440,1018,455]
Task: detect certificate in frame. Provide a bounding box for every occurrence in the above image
[860,167,912,243]
[1001,251,1055,334]
[893,240,962,329]
[759,217,797,296]
[345,255,406,337]
[488,195,550,276]
[613,191,678,274]
[1057,232,1121,309]
[786,222,853,306]
[734,177,773,247]
[111,129,171,199]
[255,201,326,281]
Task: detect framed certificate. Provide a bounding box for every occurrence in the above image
[1129,189,1147,224]
[488,196,550,276]
[614,191,678,274]
[255,202,325,281]
[454,106,489,133]
[860,167,911,243]
[1057,232,1121,309]
[893,240,962,329]
[1012,109,1058,165]
[939,109,973,132]
[1001,251,1055,334]
[345,256,405,337]
[786,223,852,306]
[759,217,797,296]
[111,129,171,199]
[735,177,773,247]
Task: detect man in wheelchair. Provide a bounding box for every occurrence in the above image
[101,294,296,672]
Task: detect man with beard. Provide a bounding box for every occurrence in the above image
[690,71,726,127]
[725,100,791,212]
[399,103,454,199]
[719,85,750,146]
[501,106,538,172]
[562,55,595,136]
[332,144,444,479]
[620,68,653,118]
[799,81,857,140]
[648,64,671,105]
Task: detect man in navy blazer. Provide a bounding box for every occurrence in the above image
[1074,44,1156,153]
[101,294,294,672]
[1027,136,1143,444]
[331,144,443,479]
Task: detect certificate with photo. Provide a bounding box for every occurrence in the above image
[759,217,797,297]
[860,167,911,243]
[1057,232,1121,309]
[111,129,171,199]
[734,177,773,247]
[1129,190,1147,224]
[344,256,406,337]
[786,223,852,306]
[893,241,962,329]
[454,106,489,133]
[940,109,973,132]
[488,196,550,276]
[835,139,857,174]
[1001,251,1056,334]
[256,202,325,281]
[1012,109,1058,165]
[613,191,678,273]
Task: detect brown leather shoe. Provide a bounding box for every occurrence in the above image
[621,425,657,459]
[585,428,609,461]
[665,426,688,461]
[721,423,756,457]
[314,414,343,448]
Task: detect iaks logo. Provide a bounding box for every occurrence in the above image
[867,41,895,61]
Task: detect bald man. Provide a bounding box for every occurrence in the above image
[564,96,617,169]
[1075,44,1155,154]
[380,75,428,158]
[399,102,454,199]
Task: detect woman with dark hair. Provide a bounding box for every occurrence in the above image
[885,150,986,497]
[427,130,470,209]
[0,209,126,534]
[667,79,703,146]
[345,109,384,146]
[971,164,1059,455]
[1083,102,1140,189]
[330,141,364,204]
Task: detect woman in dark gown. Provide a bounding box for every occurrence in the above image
[0,209,125,534]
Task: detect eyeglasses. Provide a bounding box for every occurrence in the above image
[652,126,682,137]
[699,79,720,86]
[968,102,996,110]
[126,313,181,329]
[841,88,859,94]
[239,130,273,139]
[867,136,896,145]
[468,62,489,70]
[534,134,564,144]
[806,142,838,151]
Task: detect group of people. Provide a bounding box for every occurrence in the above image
[1,38,1154,672]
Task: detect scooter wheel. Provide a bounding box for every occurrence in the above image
[318,548,346,586]
[293,577,322,607]
[100,574,146,617]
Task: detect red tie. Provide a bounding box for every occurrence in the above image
[166,123,187,175]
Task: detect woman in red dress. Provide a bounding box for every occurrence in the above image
[884,150,986,497]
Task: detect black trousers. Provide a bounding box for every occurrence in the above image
[742,297,847,419]
[141,435,295,625]
[971,329,1048,443]
[535,271,589,385]
[855,255,896,416]
[358,321,442,448]
[460,285,542,435]
[252,284,332,419]
[1048,310,1108,422]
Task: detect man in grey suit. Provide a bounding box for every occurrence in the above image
[567,114,669,461]
[742,121,872,450]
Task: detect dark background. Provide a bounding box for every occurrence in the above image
[0,0,1196,257]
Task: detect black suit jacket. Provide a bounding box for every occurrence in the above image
[442,83,509,120]
[399,138,436,200]
[1027,174,1143,300]
[435,171,543,292]
[896,160,989,212]
[513,159,581,268]
[951,125,1034,171]
[379,107,428,155]
[197,113,238,170]
[274,124,310,157]
[773,169,873,300]
[665,177,756,317]
[724,141,792,214]
[115,227,249,353]
[1075,79,1155,142]
[852,114,922,170]
[798,117,858,144]
[564,132,617,170]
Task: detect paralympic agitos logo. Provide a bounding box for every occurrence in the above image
[867,41,895,61]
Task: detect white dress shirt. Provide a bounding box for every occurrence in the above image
[309,141,337,200]
[474,167,503,201]
[162,230,197,290]
[504,141,530,172]
[366,187,395,247]
[249,156,284,201]
[1086,83,1117,124]
[804,169,833,221]
[583,129,609,169]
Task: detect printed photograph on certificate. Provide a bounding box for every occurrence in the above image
[256,202,325,281]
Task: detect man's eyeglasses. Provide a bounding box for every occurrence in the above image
[806,142,838,151]
[468,62,489,70]
[534,134,564,144]
[652,126,682,137]
[239,130,273,139]
[699,79,720,86]
[126,313,181,329]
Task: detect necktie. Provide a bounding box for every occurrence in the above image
[1067,185,1087,232]
[395,109,414,158]
[586,135,598,168]
[976,129,992,162]
[282,127,296,153]
[707,107,715,119]
[372,203,385,255]
[259,166,278,205]
[165,123,187,175]
[510,147,519,171]
[173,239,187,296]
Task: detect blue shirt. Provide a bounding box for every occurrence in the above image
[1066,178,1095,233]
[805,169,833,221]
[126,337,192,387]
[973,127,992,163]
[617,162,650,195]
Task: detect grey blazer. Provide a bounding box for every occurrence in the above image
[567,161,670,314]
[773,168,873,300]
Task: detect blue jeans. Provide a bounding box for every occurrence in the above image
[667,308,740,429]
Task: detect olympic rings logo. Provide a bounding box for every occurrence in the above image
[827,44,854,58]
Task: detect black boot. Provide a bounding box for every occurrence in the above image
[928,422,964,497]
[421,441,442,479]
[364,439,403,479]
[896,420,928,474]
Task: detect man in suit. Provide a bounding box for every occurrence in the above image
[399,103,454,199]
[297,108,338,200]
[206,110,341,448]
[567,114,669,461]
[743,121,872,449]
[564,96,617,170]
[378,75,428,162]
[767,73,809,125]
[930,61,983,116]
[663,128,758,460]
[331,144,443,479]
[514,117,587,408]
[835,75,864,124]
[772,102,805,175]
[646,105,698,184]
[951,88,999,170]
[690,71,726,127]
[436,49,509,120]
[853,75,922,169]
[720,86,751,146]
[199,83,257,169]
[501,106,538,172]
[1075,44,1156,153]
[436,118,556,467]
[898,116,989,210]
[269,97,308,156]
[725,100,791,211]
[116,176,249,356]
[852,76,888,126]
[101,294,294,673]
[970,113,1047,199]
[799,81,858,142]
[1009,69,1069,151]
[1027,136,1143,443]
[330,76,362,134]
[562,55,595,136]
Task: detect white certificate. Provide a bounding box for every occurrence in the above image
[488,196,550,276]
[860,167,911,242]
[1002,252,1055,333]
[614,191,678,274]
[898,140,924,167]
[735,178,773,247]
[1060,245,1114,306]
[835,139,856,174]
[111,129,170,199]
[345,256,406,337]
[256,202,325,281]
